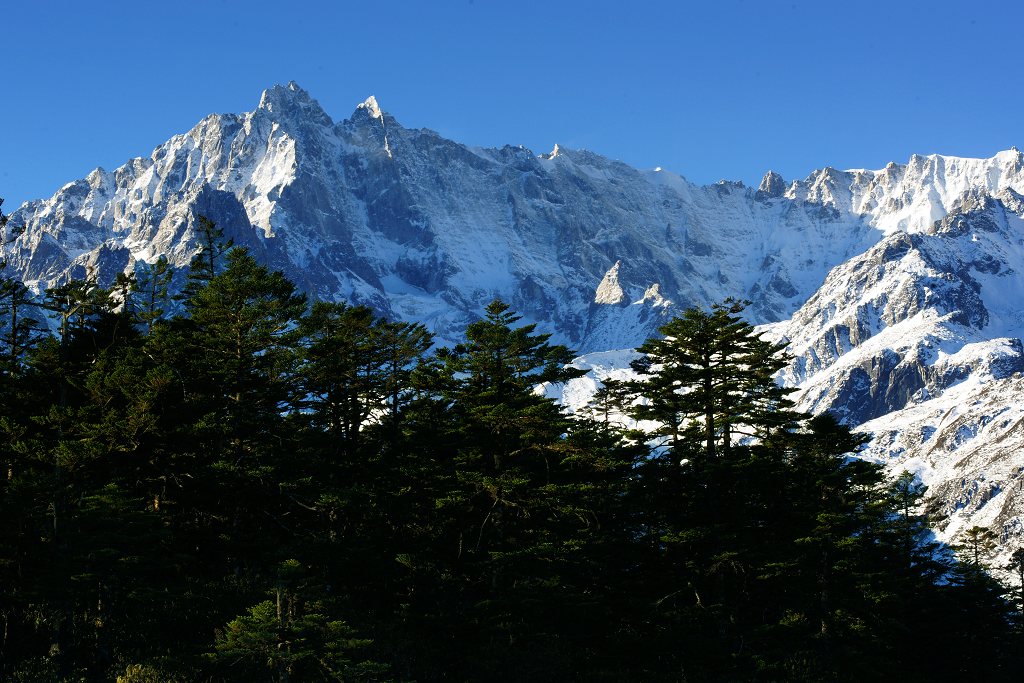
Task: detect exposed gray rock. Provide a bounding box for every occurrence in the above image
[8,84,1024,562]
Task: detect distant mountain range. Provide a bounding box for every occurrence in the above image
[6,82,1024,563]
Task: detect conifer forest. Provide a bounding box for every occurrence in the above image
[3,211,1024,681]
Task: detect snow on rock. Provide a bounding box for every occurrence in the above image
[357,95,384,120]
[543,349,641,414]
[858,373,1024,571]
[767,178,1024,559]
[6,81,896,351]
[757,170,786,199]
[540,144,563,160]
[594,261,625,304]
[8,82,1024,560]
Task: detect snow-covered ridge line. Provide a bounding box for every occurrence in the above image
[11,84,1023,352]
[5,82,1024,560]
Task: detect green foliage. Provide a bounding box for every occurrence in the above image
[958,525,999,569]
[629,298,797,460]
[133,254,174,334]
[210,598,386,681]
[0,227,1021,682]
[293,301,431,454]
[620,302,1022,680]
[1009,548,1024,611]
[179,215,233,299]
[117,663,190,683]
[206,560,389,681]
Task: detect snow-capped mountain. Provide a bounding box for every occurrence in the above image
[767,181,1024,566]
[6,82,1024,560]
[5,82,888,350]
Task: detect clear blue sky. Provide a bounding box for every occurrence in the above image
[2,0,1021,209]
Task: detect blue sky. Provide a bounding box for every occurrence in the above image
[2,0,1021,209]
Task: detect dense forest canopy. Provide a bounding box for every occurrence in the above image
[1,209,1023,681]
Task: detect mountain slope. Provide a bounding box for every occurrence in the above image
[762,185,1024,564]
[6,82,1024,560]
[4,82,905,350]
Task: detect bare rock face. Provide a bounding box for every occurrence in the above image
[8,84,1024,561]
[756,170,786,199]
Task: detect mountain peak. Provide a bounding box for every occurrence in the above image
[541,144,564,160]
[757,170,786,198]
[257,81,332,125]
[9,82,1024,567]
[357,95,384,120]
[594,261,624,304]
[996,146,1023,164]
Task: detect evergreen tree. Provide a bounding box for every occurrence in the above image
[207,560,388,682]
[285,301,433,665]
[179,246,306,465]
[0,268,168,679]
[1009,548,1024,612]
[958,525,999,570]
[293,302,431,458]
[133,255,174,334]
[389,300,647,679]
[123,245,310,675]
[629,299,797,464]
[616,302,1022,681]
[0,201,43,377]
[582,375,635,434]
[178,215,232,300]
[3,228,1024,681]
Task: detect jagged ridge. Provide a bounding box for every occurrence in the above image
[7,83,1024,561]
[19,83,1018,350]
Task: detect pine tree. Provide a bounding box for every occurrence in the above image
[618,302,1003,680]
[126,246,310,674]
[284,301,433,657]
[958,525,998,570]
[133,255,174,334]
[629,299,797,465]
[292,302,431,458]
[583,376,636,435]
[0,200,43,378]
[179,246,306,465]
[207,560,388,682]
[388,300,653,679]
[178,215,232,300]
[0,277,43,378]
[1009,548,1024,612]
[0,267,171,679]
